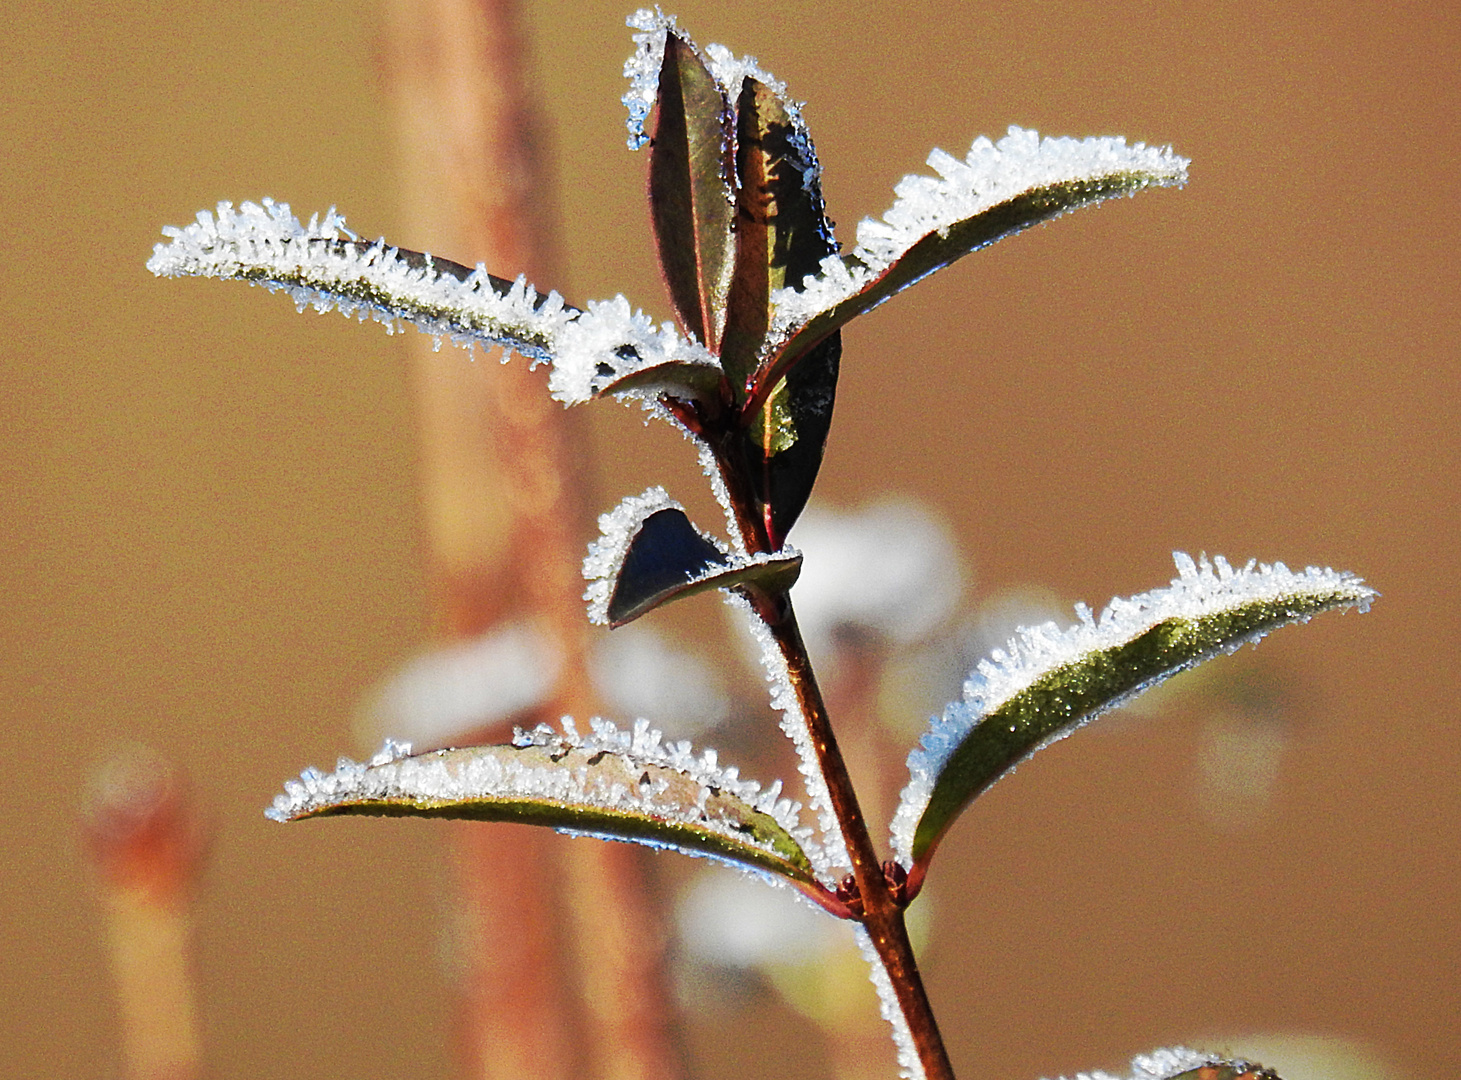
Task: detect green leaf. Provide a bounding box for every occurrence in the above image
[268,728,819,888]
[747,132,1188,414]
[892,555,1374,879]
[648,32,736,348]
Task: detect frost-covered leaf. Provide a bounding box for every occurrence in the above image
[148,199,570,358]
[892,554,1374,875]
[1045,1047,1282,1080]
[648,31,736,348]
[584,488,802,627]
[749,127,1189,409]
[593,357,724,401]
[736,331,841,549]
[269,720,823,887]
[719,75,837,393]
[147,200,715,408]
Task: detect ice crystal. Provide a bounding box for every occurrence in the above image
[727,590,851,876]
[769,126,1189,340]
[148,200,714,406]
[854,924,926,1080]
[622,8,678,149]
[891,553,1375,867]
[546,294,716,405]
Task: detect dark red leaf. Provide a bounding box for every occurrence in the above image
[648,33,736,348]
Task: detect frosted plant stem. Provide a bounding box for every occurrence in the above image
[744,588,955,1080]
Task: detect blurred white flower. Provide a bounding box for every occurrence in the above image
[354,620,559,751]
[787,497,964,661]
[676,866,846,970]
[590,623,729,739]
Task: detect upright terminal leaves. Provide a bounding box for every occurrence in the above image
[648,33,736,349]
[718,77,842,548]
[890,554,1376,883]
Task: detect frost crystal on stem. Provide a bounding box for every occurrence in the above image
[855,923,927,1080]
[728,591,852,878]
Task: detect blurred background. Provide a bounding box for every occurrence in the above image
[2,0,1456,1078]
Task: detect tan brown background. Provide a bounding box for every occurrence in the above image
[3,0,1456,1077]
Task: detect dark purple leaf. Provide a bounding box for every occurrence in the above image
[719,77,836,394]
[648,33,736,348]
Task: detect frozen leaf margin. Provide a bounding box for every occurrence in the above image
[583,487,802,626]
[891,553,1375,875]
[147,200,715,406]
[1045,1046,1282,1080]
[752,127,1189,409]
[269,720,825,888]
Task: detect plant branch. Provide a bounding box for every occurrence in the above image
[743,587,955,1080]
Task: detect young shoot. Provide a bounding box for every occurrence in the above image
[149,10,1373,1079]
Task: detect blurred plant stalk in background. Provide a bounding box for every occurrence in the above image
[378,1,681,1077]
[84,749,206,1080]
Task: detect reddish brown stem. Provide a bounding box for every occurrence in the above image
[744,589,955,1080]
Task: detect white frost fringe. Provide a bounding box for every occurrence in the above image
[1046,1045,1258,1080]
[891,552,1374,867]
[267,717,820,870]
[582,487,697,625]
[727,590,852,879]
[148,200,715,406]
[854,923,926,1080]
[769,125,1189,340]
[623,6,820,193]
